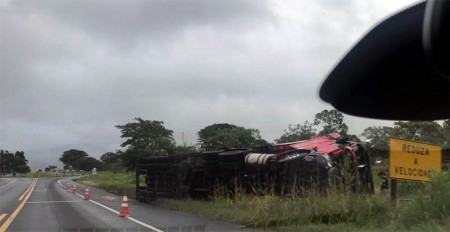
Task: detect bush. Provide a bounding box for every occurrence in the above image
[398,172,450,228]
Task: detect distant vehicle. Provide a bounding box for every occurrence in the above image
[136,133,374,202]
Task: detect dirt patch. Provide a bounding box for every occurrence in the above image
[97,195,118,201]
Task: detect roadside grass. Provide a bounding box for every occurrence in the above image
[153,191,395,231]
[72,167,450,231]
[397,172,450,229]
[152,171,449,231]
[75,172,136,198]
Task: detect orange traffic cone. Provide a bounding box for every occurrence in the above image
[118,194,129,217]
[72,184,76,194]
[84,188,90,201]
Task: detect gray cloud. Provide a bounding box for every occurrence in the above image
[9,0,274,46]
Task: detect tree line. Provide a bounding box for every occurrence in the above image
[362,120,450,160]
[0,150,31,174]
[102,109,349,170]
[58,109,449,172]
[59,149,103,172]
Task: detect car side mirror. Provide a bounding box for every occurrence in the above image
[319,1,449,120]
[423,0,449,79]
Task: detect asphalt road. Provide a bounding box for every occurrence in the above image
[0,177,259,232]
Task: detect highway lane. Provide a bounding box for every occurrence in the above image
[1,178,152,231]
[1,178,260,232]
[60,178,259,232]
[0,178,32,225]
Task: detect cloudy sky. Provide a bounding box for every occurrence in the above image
[0,0,419,168]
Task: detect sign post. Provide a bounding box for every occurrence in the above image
[389,138,442,202]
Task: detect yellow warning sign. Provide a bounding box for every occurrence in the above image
[389,138,441,182]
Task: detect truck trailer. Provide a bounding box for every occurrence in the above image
[136,133,374,202]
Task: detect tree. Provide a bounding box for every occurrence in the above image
[442,119,450,147]
[101,150,125,172]
[275,121,317,143]
[443,119,450,134]
[116,118,175,152]
[59,149,88,170]
[14,151,27,162]
[313,109,349,135]
[13,151,30,173]
[347,134,362,142]
[115,118,176,170]
[361,120,449,160]
[361,126,393,159]
[197,123,236,148]
[174,144,198,154]
[198,123,236,149]
[197,123,267,150]
[100,152,122,164]
[78,157,103,171]
[59,149,102,171]
[0,150,31,173]
[144,137,176,155]
[391,121,445,145]
[1,150,14,173]
[442,119,450,161]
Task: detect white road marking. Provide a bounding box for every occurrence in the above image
[57,180,164,232]
[0,180,16,190]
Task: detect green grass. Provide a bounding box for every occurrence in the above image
[397,172,450,229]
[75,172,136,198]
[152,171,449,231]
[153,192,396,231]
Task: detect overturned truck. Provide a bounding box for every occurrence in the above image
[136,133,374,202]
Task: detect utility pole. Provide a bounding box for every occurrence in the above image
[181,131,186,146]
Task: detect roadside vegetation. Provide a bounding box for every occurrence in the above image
[75,168,449,231]
[75,172,136,198]
[153,171,450,231]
